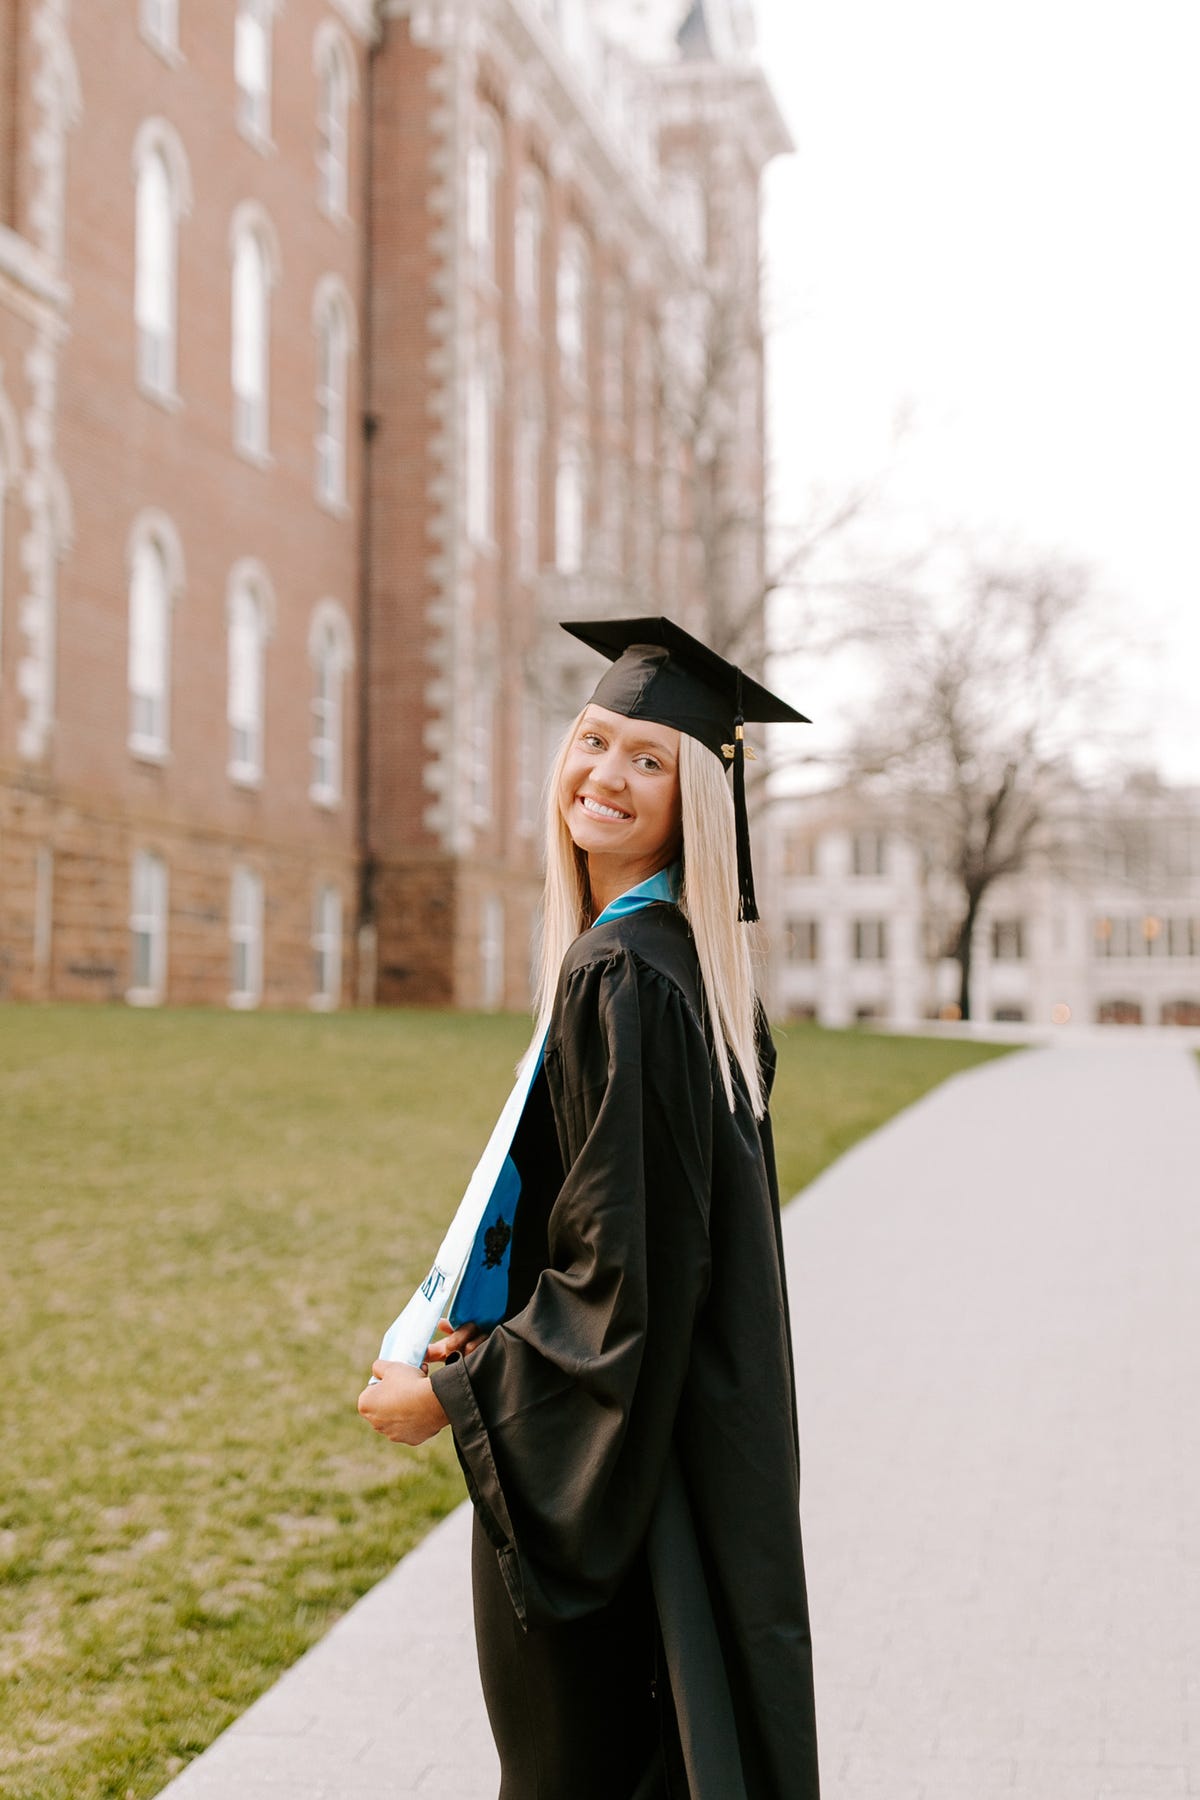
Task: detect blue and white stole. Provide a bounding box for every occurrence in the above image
[449,862,681,1331]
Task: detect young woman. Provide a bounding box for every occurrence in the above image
[359,619,820,1800]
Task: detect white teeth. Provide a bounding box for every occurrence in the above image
[580,795,631,821]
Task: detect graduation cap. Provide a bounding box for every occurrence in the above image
[561,615,810,923]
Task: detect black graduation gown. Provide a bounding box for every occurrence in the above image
[431,903,820,1799]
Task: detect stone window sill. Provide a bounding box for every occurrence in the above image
[129,736,171,766]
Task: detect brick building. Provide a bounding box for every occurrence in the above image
[0,0,788,1010]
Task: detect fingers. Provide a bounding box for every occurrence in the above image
[425,1320,480,1362]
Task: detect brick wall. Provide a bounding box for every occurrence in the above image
[0,4,782,1016]
[0,0,369,1008]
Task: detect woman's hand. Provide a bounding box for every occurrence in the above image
[357,1360,447,1446]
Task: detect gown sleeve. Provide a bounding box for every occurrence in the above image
[430,941,714,1631]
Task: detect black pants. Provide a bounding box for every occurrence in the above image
[471,1514,683,1799]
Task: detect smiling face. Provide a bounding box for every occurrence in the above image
[558,704,683,893]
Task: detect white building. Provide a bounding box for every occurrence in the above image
[767,784,1200,1030]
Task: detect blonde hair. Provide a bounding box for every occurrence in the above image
[530,710,766,1117]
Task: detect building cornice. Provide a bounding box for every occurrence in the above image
[653,60,794,168]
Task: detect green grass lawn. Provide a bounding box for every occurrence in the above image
[0,1006,1012,1800]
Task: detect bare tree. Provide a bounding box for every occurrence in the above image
[806,551,1122,1019]
[656,264,900,671]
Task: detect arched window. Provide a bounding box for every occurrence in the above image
[555,440,585,575]
[133,121,190,400]
[315,27,353,217]
[313,278,354,508]
[136,152,174,395]
[236,0,273,142]
[556,229,588,387]
[230,208,279,457]
[467,358,496,546]
[128,535,171,754]
[514,169,543,324]
[466,116,500,282]
[309,602,353,806]
[227,565,272,783]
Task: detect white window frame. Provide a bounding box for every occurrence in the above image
[128,535,172,759]
[229,864,264,1007]
[315,289,351,509]
[308,603,353,808]
[853,918,888,963]
[132,122,191,404]
[556,230,588,389]
[555,440,585,575]
[1167,916,1200,959]
[235,0,273,146]
[310,883,342,1010]
[467,361,496,547]
[466,122,499,284]
[851,830,887,877]
[787,918,820,963]
[316,33,351,218]
[128,850,168,1005]
[990,918,1026,962]
[231,213,277,460]
[227,573,269,785]
[135,150,176,398]
[514,171,543,324]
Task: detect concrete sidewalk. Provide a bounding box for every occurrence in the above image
[156,1041,1200,1800]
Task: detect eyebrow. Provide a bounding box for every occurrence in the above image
[581,715,676,760]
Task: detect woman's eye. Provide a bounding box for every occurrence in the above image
[636,756,662,772]
[581,733,604,750]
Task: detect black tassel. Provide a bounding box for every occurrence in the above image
[731,707,760,924]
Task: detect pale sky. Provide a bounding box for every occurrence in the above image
[756,0,1200,782]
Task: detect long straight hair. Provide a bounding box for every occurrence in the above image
[530,710,766,1117]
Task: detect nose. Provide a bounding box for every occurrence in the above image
[591,747,627,793]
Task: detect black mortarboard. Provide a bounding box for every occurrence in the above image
[561,616,811,922]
